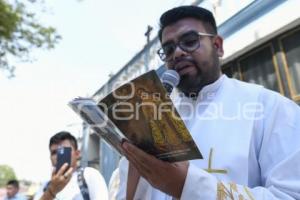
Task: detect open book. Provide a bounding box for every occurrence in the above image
[69,70,202,162]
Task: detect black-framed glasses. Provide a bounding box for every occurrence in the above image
[157,31,215,61]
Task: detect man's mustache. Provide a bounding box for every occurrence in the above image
[171,57,198,72]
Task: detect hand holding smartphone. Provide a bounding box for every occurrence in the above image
[56,146,72,173]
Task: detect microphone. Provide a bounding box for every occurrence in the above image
[161,70,180,95]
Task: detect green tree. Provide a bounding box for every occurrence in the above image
[0,164,17,187]
[0,0,61,78]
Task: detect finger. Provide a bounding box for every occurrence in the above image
[174,161,189,168]
[123,142,162,168]
[63,167,73,179]
[127,163,141,200]
[127,148,177,180]
[51,167,56,177]
[56,163,69,176]
[122,142,163,177]
[122,142,153,161]
[122,143,152,178]
[122,142,154,171]
[125,151,151,179]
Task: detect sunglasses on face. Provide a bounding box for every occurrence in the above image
[157,31,215,62]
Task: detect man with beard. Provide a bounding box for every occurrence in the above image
[117,5,300,200]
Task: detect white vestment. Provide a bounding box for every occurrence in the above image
[117,75,300,200]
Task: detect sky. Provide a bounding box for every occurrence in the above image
[0,0,199,183]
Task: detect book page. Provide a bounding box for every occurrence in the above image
[69,98,125,154]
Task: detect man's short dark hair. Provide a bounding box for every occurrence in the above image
[6,180,19,188]
[49,131,78,150]
[158,6,217,41]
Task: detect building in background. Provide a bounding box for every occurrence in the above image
[79,0,300,184]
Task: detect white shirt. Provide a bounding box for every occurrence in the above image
[4,193,27,200]
[117,75,300,199]
[108,167,120,200]
[34,167,108,200]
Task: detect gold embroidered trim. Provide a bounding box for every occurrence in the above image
[244,186,255,200]
[230,182,238,193]
[217,182,228,200]
[217,182,234,200]
[217,182,256,200]
[204,148,228,174]
[238,194,245,200]
[209,148,213,169]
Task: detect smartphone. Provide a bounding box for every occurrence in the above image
[56,146,71,173]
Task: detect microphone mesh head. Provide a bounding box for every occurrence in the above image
[161,70,180,87]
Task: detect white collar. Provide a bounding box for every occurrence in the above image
[173,74,227,103]
[197,74,226,102]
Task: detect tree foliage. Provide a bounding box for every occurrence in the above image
[0,164,17,187]
[0,0,61,78]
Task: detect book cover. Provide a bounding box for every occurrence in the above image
[69,70,202,162]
